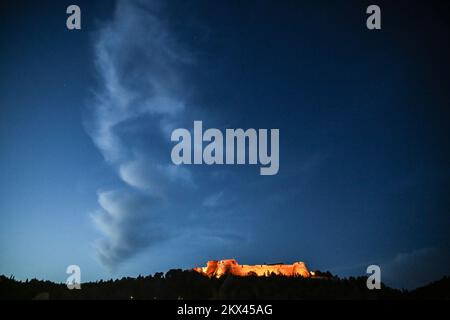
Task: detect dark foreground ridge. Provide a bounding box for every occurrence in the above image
[1,271,449,300]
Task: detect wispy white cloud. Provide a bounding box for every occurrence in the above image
[86,0,194,268]
[119,157,194,194]
[91,189,166,269]
[202,191,224,208]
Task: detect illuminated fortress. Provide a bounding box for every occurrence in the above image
[193,259,312,278]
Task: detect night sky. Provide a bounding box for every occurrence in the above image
[1,0,449,290]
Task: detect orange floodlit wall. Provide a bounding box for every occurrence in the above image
[193,259,311,278]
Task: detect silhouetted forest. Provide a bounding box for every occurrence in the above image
[1,270,449,300]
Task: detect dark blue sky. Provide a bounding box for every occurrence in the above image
[1,0,449,289]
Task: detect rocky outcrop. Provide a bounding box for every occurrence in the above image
[193,259,311,278]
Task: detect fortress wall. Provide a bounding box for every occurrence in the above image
[193,260,311,278]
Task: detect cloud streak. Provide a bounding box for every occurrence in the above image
[91,190,165,268]
[87,0,193,269]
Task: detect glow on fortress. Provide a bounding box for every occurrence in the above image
[193,259,313,278]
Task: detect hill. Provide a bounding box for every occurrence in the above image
[2,270,448,300]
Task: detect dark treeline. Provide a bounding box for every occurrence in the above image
[0,270,449,300]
